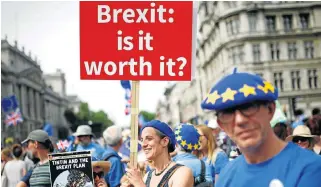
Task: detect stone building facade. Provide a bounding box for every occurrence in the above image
[1,38,69,140]
[157,1,321,124]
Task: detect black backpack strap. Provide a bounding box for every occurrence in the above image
[158,164,183,187]
[200,160,206,183]
[145,170,153,187]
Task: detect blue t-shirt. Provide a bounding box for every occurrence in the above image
[202,151,229,181]
[216,142,321,187]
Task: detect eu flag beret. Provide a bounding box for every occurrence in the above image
[174,123,200,151]
[141,120,176,152]
[201,68,278,111]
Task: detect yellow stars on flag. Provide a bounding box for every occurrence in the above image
[176,125,182,130]
[239,84,256,97]
[206,91,221,104]
[175,129,180,135]
[221,88,237,103]
[187,143,193,150]
[176,135,182,141]
[181,140,187,147]
[257,81,275,94]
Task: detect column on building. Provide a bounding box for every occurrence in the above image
[35,92,41,121]
[21,85,28,117]
[28,87,35,120]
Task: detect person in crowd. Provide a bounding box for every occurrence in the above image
[172,123,213,185]
[195,125,229,183]
[67,125,105,159]
[102,125,125,187]
[121,120,193,187]
[1,147,13,186]
[92,157,111,187]
[306,113,321,155]
[292,109,306,129]
[201,68,321,187]
[312,108,320,116]
[273,122,289,140]
[1,147,12,173]
[2,144,26,187]
[286,125,320,151]
[18,129,54,187]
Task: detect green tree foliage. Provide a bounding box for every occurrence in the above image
[77,102,113,129]
[140,110,156,122]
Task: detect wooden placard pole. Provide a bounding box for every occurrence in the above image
[129,81,140,168]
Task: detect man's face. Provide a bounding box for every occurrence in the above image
[141,127,168,160]
[78,135,91,146]
[217,102,275,150]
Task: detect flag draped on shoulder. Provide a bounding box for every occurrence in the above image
[120,81,131,115]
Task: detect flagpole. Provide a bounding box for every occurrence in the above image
[129,81,140,168]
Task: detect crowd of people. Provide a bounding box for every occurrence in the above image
[1,68,321,187]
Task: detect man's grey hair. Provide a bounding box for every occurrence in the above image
[103,126,123,146]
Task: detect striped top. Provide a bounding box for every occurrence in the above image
[29,162,51,187]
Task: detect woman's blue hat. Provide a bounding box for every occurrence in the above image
[174,123,200,151]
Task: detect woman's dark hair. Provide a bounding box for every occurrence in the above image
[12,144,23,158]
[154,129,175,153]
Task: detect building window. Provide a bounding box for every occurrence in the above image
[283,15,293,32]
[266,16,276,32]
[308,69,318,89]
[226,17,240,35]
[288,42,297,60]
[270,42,280,61]
[299,13,309,30]
[252,44,261,62]
[274,72,284,91]
[228,45,244,64]
[291,71,301,90]
[248,12,257,32]
[304,41,314,59]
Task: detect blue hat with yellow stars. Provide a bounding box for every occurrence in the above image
[174,123,200,152]
[201,68,278,111]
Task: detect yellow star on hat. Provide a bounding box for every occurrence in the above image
[187,143,193,150]
[257,81,275,94]
[206,91,221,104]
[221,88,238,103]
[176,135,182,141]
[193,144,199,150]
[239,84,256,97]
[175,129,180,135]
[181,140,187,147]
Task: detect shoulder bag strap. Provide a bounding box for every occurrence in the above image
[200,160,206,183]
[158,164,183,187]
[145,170,154,187]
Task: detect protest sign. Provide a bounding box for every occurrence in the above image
[80,1,195,81]
[49,151,94,187]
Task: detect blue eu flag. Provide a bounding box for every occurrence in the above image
[1,95,19,113]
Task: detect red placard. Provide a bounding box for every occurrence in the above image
[80,1,194,81]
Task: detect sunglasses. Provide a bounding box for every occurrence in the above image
[93,171,104,178]
[292,136,310,143]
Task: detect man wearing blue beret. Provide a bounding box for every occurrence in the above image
[121,120,194,187]
[201,68,321,187]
